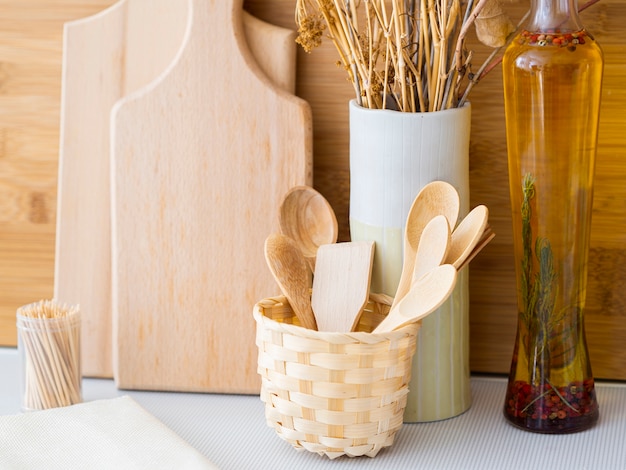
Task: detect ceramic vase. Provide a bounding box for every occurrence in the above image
[349,99,472,422]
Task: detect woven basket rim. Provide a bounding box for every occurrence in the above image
[253,294,419,342]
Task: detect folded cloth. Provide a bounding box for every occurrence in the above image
[0,396,218,469]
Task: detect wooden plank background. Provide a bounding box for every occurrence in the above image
[1,0,625,379]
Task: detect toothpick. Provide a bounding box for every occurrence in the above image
[17,299,81,410]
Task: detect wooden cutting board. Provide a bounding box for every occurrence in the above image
[110,0,312,392]
[54,0,188,378]
[54,0,302,379]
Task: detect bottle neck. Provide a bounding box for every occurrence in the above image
[527,0,583,32]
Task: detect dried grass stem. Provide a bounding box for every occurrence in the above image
[297,0,500,111]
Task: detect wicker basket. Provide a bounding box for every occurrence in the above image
[253,293,419,459]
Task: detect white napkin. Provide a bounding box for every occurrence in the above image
[0,396,218,469]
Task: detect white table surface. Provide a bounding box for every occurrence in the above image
[2,346,626,469]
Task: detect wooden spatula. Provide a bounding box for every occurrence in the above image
[311,241,375,332]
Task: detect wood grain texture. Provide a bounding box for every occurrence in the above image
[245,0,626,380]
[312,241,375,332]
[110,0,312,392]
[55,0,189,378]
[55,1,300,380]
[1,0,626,381]
[0,0,115,346]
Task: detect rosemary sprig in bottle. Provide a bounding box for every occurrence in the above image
[520,173,558,384]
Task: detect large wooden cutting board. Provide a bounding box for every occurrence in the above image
[54,0,301,378]
[54,0,188,378]
[111,0,312,392]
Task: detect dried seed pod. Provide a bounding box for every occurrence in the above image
[475,0,516,48]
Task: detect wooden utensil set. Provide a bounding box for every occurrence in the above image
[266,182,494,334]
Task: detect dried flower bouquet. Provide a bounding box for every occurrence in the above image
[295,0,600,113]
[296,0,515,112]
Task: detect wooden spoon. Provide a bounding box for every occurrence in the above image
[457,225,495,271]
[374,264,458,333]
[412,214,451,282]
[391,181,460,310]
[445,205,489,269]
[264,233,317,330]
[279,185,338,273]
[311,241,375,332]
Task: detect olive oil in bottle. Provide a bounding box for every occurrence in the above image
[502,0,603,433]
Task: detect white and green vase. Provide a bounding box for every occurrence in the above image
[349,99,472,422]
